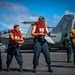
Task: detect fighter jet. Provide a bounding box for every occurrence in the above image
[21,14,75,49]
[1,14,75,50]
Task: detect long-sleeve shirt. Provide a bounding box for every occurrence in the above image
[0,36,2,43]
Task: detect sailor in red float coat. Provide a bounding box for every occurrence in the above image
[6,25,24,72]
[31,16,53,73]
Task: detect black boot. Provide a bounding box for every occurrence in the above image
[67,58,71,63]
[33,65,36,73]
[7,64,10,71]
[19,64,23,72]
[0,64,3,71]
[48,64,53,72]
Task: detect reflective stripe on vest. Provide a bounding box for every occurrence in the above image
[35,21,47,34]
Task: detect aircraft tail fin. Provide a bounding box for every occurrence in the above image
[52,14,75,34]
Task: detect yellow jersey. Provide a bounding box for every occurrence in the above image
[71,28,75,43]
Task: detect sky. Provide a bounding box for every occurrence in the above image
[0,0,75,32]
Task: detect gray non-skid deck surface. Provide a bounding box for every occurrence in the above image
[0,51,75,75]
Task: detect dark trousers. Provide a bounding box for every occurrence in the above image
[74,50,75,65]
[6,44,23,65]
[72,43,75,65]
[0,52,2,68]
[66,45,72,60]
[33,38,51,65]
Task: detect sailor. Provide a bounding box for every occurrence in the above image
[6,25,24,72]
[70,23,75,65]
[31,16,53,73]
[0,33,3,71]
[64,33,72,62]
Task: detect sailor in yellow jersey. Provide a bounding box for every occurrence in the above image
[70,23,75,65]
